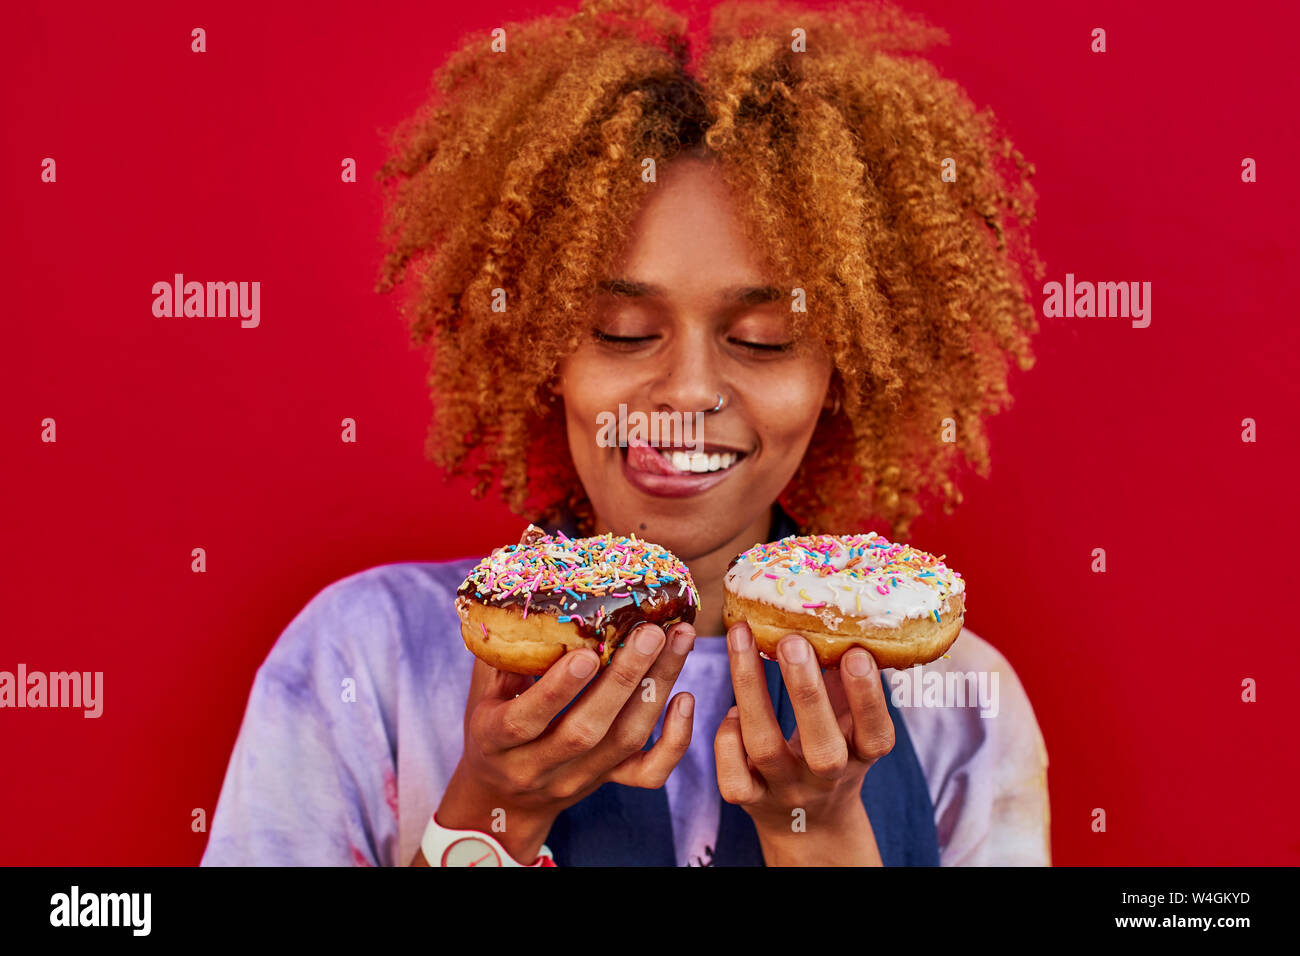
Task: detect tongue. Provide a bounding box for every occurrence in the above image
[626,436,680,476]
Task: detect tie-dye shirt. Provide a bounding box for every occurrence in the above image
[200,559,1051,866]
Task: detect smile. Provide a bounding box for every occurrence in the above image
[664,449,741,473]
[619,435,749,498]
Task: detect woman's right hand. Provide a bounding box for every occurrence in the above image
[418,620,696,865]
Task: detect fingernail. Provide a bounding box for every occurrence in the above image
[782,637,808,664]
[678,695,694,718]
[635,625,661,654]
[845,650,871,676]
[728,624,751,652]
[672,628,695,655]
[570,653,597,678]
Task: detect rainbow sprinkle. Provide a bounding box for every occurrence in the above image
[732,532,955,584]
[728,531,962,625]
[460,526,700,611]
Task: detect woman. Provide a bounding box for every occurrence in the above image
[202,0,1049,867]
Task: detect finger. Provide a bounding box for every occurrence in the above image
[778,635,849,780]
[467,656,533,709]
[604,691,695,789]
[542,622,667,763]
[727,621,800,785]
[714,704,764,804]
[823,666,851,717]
[840,648,895,764]
[818,669,857,747]
[465,656,533,729]
[581,621,696,773]
[475,648,599,753]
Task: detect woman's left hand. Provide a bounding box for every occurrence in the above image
[714,621,895,866]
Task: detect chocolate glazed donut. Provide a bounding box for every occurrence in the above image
[456,525,699,676]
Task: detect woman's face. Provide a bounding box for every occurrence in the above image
[556,157,833,560]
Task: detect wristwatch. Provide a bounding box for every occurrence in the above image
[421,813,556,867]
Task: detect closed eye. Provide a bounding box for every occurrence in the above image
[593,331,655,343]
[592,330,657,347]
[592,330,792,352]
[730,338,792,352]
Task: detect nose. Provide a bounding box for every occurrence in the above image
[644,328,722,415]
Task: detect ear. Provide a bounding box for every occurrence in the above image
[822,385,839,414]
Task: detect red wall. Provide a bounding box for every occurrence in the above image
[4,0,1297,865]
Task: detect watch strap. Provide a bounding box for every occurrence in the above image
[423,812,555,867]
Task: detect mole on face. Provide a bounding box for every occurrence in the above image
[640,523,647,530]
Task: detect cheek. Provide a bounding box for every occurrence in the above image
[559,351,623,410]
[752,367,830,450]
[558,354,620,461]
[562,398,595,464]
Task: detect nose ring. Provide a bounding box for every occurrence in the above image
[708,392,725,414]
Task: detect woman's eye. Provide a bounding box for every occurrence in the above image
[592,330,657,347]
[592,330,791,352]
[730,338,792,353]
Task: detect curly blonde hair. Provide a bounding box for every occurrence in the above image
[375,0,1042,537]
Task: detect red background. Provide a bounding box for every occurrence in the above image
[3,0,1298,865]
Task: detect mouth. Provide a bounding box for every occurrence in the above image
[619,435,750,498]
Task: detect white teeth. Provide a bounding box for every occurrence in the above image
[662,450,740,474]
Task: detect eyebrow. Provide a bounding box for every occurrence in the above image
[595,278,782,307]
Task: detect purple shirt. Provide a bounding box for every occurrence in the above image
[201,559,1050,866]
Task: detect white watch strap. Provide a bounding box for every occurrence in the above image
[421,813,553,867]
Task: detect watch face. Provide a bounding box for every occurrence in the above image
[441,837,503,867]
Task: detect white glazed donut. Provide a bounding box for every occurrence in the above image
[722,532,965,669]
